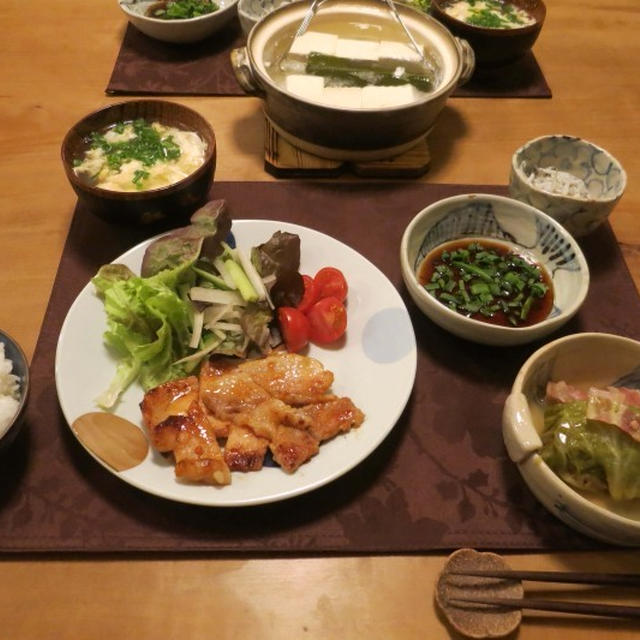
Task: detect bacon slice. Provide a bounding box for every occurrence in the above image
[546,380,588,404]
[586,386,640,442]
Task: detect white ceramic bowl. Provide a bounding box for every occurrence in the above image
[509,134,627,238]
[237,0,292,37]
[118,0,239,44]
[503,332,640,546]
[0,329,29,453]
[399,193,589,346]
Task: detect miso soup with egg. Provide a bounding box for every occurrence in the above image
[444,0,535,29]
[73,119,207,192]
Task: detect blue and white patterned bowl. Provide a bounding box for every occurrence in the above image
[509,135,626,238]
[503,332,640,545]
[237,0,293,37]
[0,329,29,453]
[399,193,589,346]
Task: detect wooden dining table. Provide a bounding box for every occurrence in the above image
[1,0,640,637]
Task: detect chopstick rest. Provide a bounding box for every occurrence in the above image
[436,548,640,639]
[435,548,524,639]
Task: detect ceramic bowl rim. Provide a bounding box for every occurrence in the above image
[509,331,640,531]
[61,99,216,200]
[0,329,30,441]
[400,192,590,339]
[431,0,546,35]
[237,0,281,21]
[511,134,628,204]
[119,0,239,24]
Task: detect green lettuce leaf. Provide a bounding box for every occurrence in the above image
[92,260,197,408]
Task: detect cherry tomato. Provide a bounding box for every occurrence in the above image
[306,296,347,344]
[296,274,318,314]
[313,267,348,303]
[277,307,310,353]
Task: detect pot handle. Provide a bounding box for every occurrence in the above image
[502,391,542,463]
[454,37,476,86]
[230,47,265,98]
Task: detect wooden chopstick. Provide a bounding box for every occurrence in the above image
[448,569,640,587]
[449,595,640,619]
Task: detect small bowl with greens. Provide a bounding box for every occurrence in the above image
[118,0,239,44]
[61,99,216,225]
[430,0,546,66]
[399,193,589,346]
[503,332,640,545]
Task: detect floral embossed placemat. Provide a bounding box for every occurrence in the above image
[1,181,630,554]
[105,23,551,99]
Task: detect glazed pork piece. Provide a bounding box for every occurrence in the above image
[140,351,365,484]
[140,376,231,486]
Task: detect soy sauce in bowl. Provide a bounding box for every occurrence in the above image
[417,238,554,328]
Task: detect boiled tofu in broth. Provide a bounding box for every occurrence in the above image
[265,14,441,110]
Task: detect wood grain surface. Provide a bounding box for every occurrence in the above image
[1,1,639,638]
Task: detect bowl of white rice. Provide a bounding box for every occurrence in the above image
[0,330,29,451]
[509,134,626,237]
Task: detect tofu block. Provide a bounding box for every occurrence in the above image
[321,87,363,109]
[285,74,325,100]
[361,84,420,108]
[378,40,424,64]
[334,38,380,62]
[289,31,338,59]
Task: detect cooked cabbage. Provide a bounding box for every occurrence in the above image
[540,400,640,501]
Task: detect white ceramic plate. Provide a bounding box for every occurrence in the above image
[55,220,417,506]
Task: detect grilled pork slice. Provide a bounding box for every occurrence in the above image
[230,397,317,472]
[140,377,231,485]
[199,358,272,419]
[223,423,269,472]
[270,424,320,473]
[300,395,365,442]
[233,351,334,405]
[141,352,365,483]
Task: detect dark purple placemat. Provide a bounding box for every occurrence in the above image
[1,181,633,554]
[106,23,551,98]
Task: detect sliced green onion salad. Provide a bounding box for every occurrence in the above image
[418,240,552,327]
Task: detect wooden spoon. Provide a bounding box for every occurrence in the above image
[72,412,149,472]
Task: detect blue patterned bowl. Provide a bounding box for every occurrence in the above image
[509,135,626,238]
[237,0,292,37]
[0,329,29,453]
[400,193,589,346]
[503,332,640,545]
